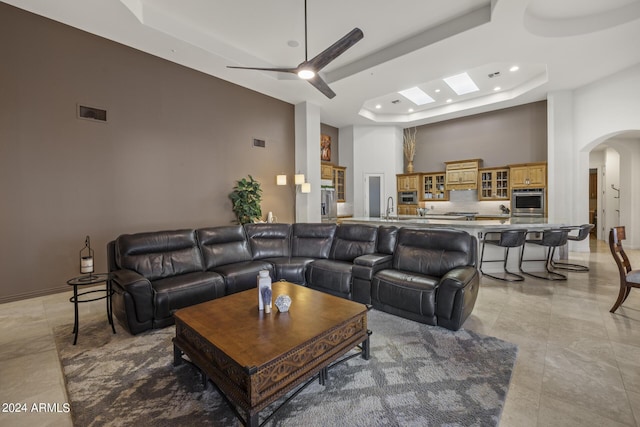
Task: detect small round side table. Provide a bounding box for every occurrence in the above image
[66,273,116,345]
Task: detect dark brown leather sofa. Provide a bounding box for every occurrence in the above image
[108,222,479,334]
[371,228,479,331]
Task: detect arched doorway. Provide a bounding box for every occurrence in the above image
[587,130,640,247]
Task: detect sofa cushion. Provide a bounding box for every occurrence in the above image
[263,256,315,285]
[116,229,203,281]
[244,223,291,259]
[393,228,476,277]
[291,223,336,259]
[377,226,399,254]
[305,259,354,297]
[152,271,225,320]
[197,225,252,269]
[329,223,378,261]
[372,269,439,321]
[213,260,274,294]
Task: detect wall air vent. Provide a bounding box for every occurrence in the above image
[77,104,107,122]
[253,138,266,148]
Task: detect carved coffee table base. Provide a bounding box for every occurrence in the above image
[172,281,371,427]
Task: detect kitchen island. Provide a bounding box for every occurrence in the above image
[342,215,567,230]
[342,216,570,273]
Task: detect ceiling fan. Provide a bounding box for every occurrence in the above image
[227,0,363,99]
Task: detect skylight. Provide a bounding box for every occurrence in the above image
[398,87,434,106]
[443,72,479,95]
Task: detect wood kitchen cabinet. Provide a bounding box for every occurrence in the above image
[397,204,418,215]
[422,172,448,201]
[478,167,510,200]
[332,166,346,202]
[397,173,419,191]
[509,162,546,188]
[321,163,333,179]
[445,159,481,190]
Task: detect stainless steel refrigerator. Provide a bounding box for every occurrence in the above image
[321,187,337,222]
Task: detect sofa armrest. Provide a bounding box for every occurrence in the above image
[111,269,154,324]
[435,266,480,330]
[353,253,393,278]
[352,253,393,304]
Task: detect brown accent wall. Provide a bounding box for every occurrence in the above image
[0,4,295,302]
[411,101,547,172]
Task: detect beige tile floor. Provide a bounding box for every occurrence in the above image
[1,239,639,427]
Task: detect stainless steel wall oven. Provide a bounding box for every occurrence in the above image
[398,191,418,205]
[511,188,545,217]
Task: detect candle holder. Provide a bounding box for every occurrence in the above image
[79,235,94,278]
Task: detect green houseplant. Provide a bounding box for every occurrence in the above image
[229,175,263,224]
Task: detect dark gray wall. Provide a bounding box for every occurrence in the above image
[410,101,547,172]
[0,4,295,302]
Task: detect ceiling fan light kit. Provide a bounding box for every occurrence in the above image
[297,69,315,80]
[227,0,363,98]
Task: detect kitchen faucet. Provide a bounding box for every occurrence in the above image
[385,196,394,220]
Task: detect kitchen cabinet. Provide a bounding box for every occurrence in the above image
[397,174,419,191]
[510,162,546,188]
[422,172,448,201]
[397,204,418,215]
[478,167,510,200]
[445,159,481,190]
[321,163,333,179]
[332,166,346,202]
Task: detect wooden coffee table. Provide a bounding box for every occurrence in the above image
[173,281,370,427]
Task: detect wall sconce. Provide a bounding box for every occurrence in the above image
[277,174,311,193]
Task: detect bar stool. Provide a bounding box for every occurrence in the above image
[550,224,594,271]
[519,228,569,281]
[480,229,528,281]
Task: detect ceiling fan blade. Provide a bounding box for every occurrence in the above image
[227,66,297,74]
[307,28,364,72]
[308,74,336,99]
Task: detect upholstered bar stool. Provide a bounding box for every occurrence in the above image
[550,224,595,271]
[519,228,570,281]
[480,229,528,281]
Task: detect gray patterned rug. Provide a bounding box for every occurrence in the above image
[54,310,517,426]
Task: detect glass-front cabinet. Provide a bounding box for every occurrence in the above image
[479,167,509,200]
[422,172,448,201]
[332,166,346,202]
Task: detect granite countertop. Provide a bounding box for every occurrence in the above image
[397,213,512,220]
[342,216,569,230]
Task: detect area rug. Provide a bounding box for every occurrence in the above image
[54,310,517,426]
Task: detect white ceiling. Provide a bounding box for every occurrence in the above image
[4,0,640,128]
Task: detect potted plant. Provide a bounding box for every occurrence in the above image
[229,175,263,224]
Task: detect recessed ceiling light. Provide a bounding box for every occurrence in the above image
[446,99,452,103]
[398,87,435,105]
[443,72,479,95]
[408,108,414,113]
[435,89,441,93]
[510,65,519,72]
[375,104,382,109]
[494,86,501,91]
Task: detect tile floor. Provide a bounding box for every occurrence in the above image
[1,239,639,427]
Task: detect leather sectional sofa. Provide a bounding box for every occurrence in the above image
[108,223,479,334]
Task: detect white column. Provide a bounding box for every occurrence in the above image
[294,102,321,222]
